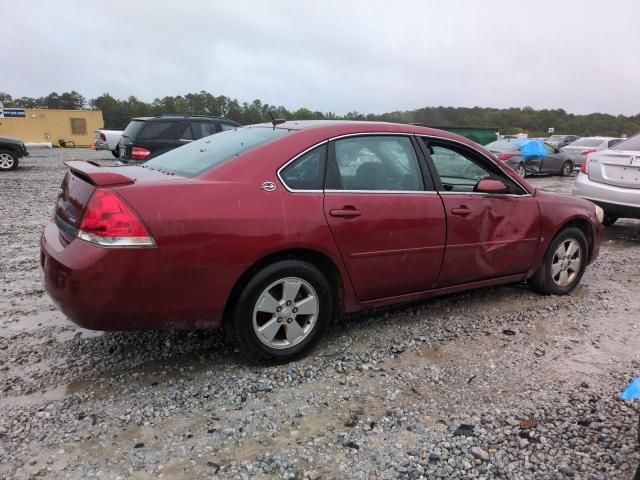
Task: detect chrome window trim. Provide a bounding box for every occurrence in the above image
[276,131,531,195]
[276,140,329,193]
[325,189,438,195]
[438,191,532,198]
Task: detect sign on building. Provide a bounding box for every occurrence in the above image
[0,108,27,118]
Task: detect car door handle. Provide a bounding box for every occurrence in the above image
[329,207,362,218]
[451,206,472,216]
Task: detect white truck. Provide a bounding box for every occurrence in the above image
[94,129,123,158]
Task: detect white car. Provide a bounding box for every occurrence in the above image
[574,134,640,225]
[94,129,123,158]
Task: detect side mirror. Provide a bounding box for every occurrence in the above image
[475,178,509,194]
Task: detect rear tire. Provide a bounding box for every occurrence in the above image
[602,213,618,226]
[529,227,588,295]
[111,144,120,158]
[225,260,333,362]
[560,160,573,177]
[0,150,18,171]
[515,164,526,177]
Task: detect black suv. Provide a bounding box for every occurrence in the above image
[119,115,241,163]
[0,135,29,171]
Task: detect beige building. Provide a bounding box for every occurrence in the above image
[0,108,103,147]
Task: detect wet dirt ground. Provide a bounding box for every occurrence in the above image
[1,149,639,479]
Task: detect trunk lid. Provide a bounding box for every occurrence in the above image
[54,161,182,243]
[588,150,640,189]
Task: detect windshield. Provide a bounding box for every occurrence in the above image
[144,127,291,177]
[611,134,640,151]
[567,138,602,147]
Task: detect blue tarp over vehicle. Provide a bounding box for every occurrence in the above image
[621,376,640,400]
[517,139,547,160]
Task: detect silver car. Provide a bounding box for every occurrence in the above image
[574,134,640,225]
[561,137,624,168]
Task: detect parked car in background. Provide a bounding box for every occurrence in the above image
[42,121,604,361]
[561,137,625,168]
[546,134,580,148]
[94,129,123,158]
[574,133,640,225]
[485,138,574,177]
[0,135,28,171]
[118,115,241,163]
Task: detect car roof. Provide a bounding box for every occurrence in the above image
[248,119,472,141]
[132,115,236,122]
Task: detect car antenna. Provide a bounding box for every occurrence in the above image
[269,111,286,129]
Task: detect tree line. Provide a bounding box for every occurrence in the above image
[1,90,639,138]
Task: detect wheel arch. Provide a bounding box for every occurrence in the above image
[552,216,594,262]
[222,248,344,326]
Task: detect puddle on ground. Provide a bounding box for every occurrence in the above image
[0,380,92,408]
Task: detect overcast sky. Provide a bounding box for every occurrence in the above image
[3,0,639,115]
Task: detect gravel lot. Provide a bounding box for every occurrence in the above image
[1,148,639,479]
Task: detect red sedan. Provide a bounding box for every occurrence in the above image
[41,121,604,361]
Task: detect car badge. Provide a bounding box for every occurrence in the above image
[261,181,276,192]
[630,156,636,165]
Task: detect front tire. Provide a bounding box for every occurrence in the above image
[225,260,333,362]
[529,227,588,295]
[0,150,18,171]
[515,164,526,177]
[560,160,574,177]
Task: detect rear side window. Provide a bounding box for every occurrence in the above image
[280,144,327,191]
[138,121,183,140]
[144,127,290,177]
[192,121,219,139]
[220,123,238,131]
[608,139,623,148]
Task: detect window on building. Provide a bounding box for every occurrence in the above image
[70,118,87,135]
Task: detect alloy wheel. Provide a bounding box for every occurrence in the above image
[551,238,582,287]
[0,153,15,170]
[252,277,319,349]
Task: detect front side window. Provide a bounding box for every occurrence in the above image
[328,136,424,191]
[422,139,522,194]
[543,143,556,154]
[280,144,327,190]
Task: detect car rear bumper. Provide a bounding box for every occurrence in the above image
[574,172,640,219]
[94,141,110,151]
[40,222,236,331]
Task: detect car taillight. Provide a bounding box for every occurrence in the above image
[131,146,151,160]
[580,149,595,156]
[77,189,154,247]
[99,132,107,141]
[498,153,513,161]
[580,154,590,174]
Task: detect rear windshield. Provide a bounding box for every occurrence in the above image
[484,139,519,150]
[143,127,291,177]
[122,120,145,138]
[568,138,602,147]
[611,134,640,151]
